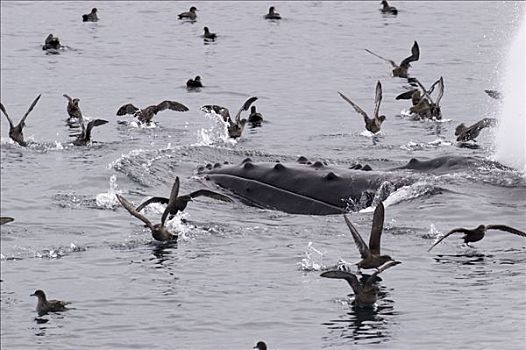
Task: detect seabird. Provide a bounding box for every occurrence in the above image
[82,8,98,22]
[248,106,264,125]
[320,260,400,307]
[136,176,232,224]
[63,94,82,121]
[201,96,258,138]
[428,224,526,251]
[455,118,497,142]
[178,6,197,20]
[30,290,70,316]
[202,27,217,41]
[380,0,398,15]
[72,118,108,146]
[253,341,268,350]
[42,34,61,51]
[484,89,502,100]
[116,194,177,242]
[365,41,419,78]
[186,76,203,89]
[397,77,443,120]
[0,94,41,146]
[338,81,386,134]
[264,6,281,20]
[116,100,189,124]
[344,202,397,270]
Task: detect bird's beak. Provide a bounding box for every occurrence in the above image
[30,293,35,296]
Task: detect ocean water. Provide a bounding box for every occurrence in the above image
[1,1,525,349]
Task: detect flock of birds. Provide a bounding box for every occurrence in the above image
[1,2,523,349]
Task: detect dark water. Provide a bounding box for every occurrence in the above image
[1,1,525,349]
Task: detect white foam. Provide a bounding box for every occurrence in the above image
[95,174,122,209]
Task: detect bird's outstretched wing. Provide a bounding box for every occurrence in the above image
[373,81,383,119]
[395,89,417,100]
[399,41,420,68]
[63,94,73,102]
[344,214,370,259]
[156,100,189,113]
[136,197,170,212]
[116,194,154,230]
[484,90,502,100]
[338,92,371,125]
[85,119,108,140]
[0,217,14,225]
[427,228,472,251]
[116,103,139,116]
[435,77,444,105]
[0,103,14,128]
[19,94,42,127]
[234,97,258,124]
[320,270,361,295]
[161,177,180,226]
[366,260,401,286]
[201,105,231,122]
[364,49,397,68]
[368,202,385,255]
[486,225,526,237]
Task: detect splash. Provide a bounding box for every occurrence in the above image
[95,174,121,209]
[494,19,526,172]
[194,112,237,146]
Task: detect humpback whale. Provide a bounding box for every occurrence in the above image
[30,290,70,316]
[198,157,412,215]
[321,260,400,308]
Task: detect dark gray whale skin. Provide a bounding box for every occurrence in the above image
[198,158,412,215]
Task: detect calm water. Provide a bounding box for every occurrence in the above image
[1,1,525,349]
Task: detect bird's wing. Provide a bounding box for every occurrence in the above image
[373,81,383,119]
[156,100,189,113]
[136,197,169,212]
[338,92,371,124]
[399,41,420,68]
[19,94,42,127]
[189,189,233,202]
[366,260,401,286]
[234,97,258,123]
[63,94,73,102]
[201,105,231,122]
[116,103,139,116]
[484,90,502,100]
[344,214,370,259]
[45,34,54,44]
[0,217,14,225]
[320,270,362,294]
[486,225,526,237]
[395,89,417,100]
[161,177,180,226]
[364,49,397,68]
[412,78,435,104]
[85,119,108,140]
[116,194,154,230]
[368,202,385,255]
[434,77,444,105]
[0,103,14,128]
[427,228,471,252]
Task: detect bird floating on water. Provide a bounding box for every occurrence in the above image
[31,290,70,316]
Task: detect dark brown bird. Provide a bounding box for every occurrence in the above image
[248,106,264,125]
[345,202,396,270]
[365,41,419,78]
[0,217,14,225]
[178,6,197,20]
[338,81,386,134]
[63,94,82,121]
[30,290,70,316]
[455,118,497,142]
[202,27,217,41]
[201,96,258,139]
[116,100,189,124]
[82,8,98,22]
[136,176,232,225]
[42,34,61,51]
[186,76,203,89]
[380,0,398,15]
[72,118,108,146]
[321,260,400,307]
[264,6,281,20]
[397,77,443,120]
[116,194,177,242]
[428,224,526,251]
[253,341,268,350]
[0,94,41,146]
[484,89,502,100]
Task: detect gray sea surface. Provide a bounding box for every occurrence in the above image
[1,1,525,349]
